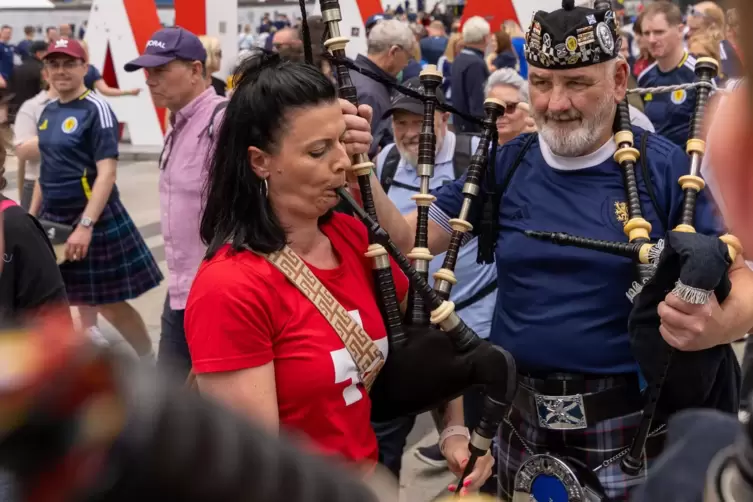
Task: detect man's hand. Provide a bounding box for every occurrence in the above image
[339,99,373,158]
[658,292,720,351]
[65,226,93,262]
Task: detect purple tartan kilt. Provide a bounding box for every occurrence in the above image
[496,375,667,502]
[40,198,163,305]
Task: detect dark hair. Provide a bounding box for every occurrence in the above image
[200,50,338,258]
[0,26,10,31]
[494,30,512,54]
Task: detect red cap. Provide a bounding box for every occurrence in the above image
[44,38,87,60]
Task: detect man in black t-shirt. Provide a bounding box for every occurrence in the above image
[0,196,69,325]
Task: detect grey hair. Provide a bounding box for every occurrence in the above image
[484,68,530,103]
[367,19,415,54]
[462,16,491,44]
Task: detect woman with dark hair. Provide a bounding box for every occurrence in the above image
[488,30,517,72]
[184,51,493,490]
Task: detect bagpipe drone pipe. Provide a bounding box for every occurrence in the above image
[524,54,744,475]
[300,0,518,487]
[0,316,390,502]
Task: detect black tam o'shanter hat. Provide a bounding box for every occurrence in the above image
[524,0,621,70]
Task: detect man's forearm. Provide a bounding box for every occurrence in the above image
[351,171,415,255]
[29,180,42,216]
[713,257,753,344]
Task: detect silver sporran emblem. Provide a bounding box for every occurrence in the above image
[596,22,614,55]
[513,455,586,502]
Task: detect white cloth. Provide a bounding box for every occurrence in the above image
[12,90,51,181]
[629,105,655,133]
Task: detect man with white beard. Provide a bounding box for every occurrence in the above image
[359,0,753,499]
[370,76,497,481]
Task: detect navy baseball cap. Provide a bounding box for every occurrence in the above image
[365,13,392,31]
[124,27,207,72]
[383,76,446,119]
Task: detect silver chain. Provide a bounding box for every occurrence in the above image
[627,80,717,96]
[503,418,667,473]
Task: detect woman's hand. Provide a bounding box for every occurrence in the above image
[339,99,373,158]
[443,435,495,496]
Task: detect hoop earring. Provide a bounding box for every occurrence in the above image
[261,178,269,198]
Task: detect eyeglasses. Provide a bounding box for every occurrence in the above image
[43,59,82,70]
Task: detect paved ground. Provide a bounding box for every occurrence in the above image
[1,153,455,502]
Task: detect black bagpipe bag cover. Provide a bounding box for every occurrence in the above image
[628,231,740,415]
[368,325,510,423]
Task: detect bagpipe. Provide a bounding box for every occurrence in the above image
[0,315,398,502]
[524,51,744,482]
[305,0,518,489]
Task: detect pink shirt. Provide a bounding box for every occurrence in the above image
[159,87,226,310]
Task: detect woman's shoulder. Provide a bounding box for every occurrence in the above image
[195,244,282,290]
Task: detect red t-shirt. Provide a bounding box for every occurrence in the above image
[185,213,409,465]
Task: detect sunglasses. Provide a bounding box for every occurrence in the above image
[502,102,523,115]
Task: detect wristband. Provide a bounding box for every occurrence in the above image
[439,426,470,456]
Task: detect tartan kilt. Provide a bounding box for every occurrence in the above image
[40,197,163,305]
[496,375,667,502]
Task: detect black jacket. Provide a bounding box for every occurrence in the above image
[349,54,397,158]
[450,48,489,134]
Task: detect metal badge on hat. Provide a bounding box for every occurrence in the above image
[596,22,614,55]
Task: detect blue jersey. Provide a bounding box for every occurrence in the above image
[0,42,14,81]
[37,90,120,204]
[638,52,705,147]
[429,131,723,374]
[84,65,103,91]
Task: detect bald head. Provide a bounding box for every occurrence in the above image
[272,28,300,47]
[272,27,303,62]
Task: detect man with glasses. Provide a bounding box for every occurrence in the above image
[348,19,415,158]
[270,27,304,63]
[124,27,227,382]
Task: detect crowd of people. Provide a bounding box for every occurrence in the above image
[2,0,753,501]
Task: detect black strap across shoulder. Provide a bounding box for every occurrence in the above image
[380,145,401,194]
[454,279,497,312]
[639,132,669,233]
[379,133,480,194]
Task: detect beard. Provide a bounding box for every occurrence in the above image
[534,92,615,157]
[396,128,447,168]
